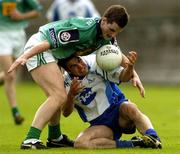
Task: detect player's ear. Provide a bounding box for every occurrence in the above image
[100,17,107,29]
[101,17,107,23]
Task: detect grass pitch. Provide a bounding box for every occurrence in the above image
[0,82,180,154]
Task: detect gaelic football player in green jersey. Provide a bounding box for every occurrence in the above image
[8,5,145,149]
[0,0,42,125]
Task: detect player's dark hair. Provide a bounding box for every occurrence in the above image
[103,5,129,28]
[58,57,71,70]
[57,55,77,71]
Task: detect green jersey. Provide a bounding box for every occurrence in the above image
[39,17,113,59]
[0,0,42,30]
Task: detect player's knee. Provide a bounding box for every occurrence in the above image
[126,103,141,119]
[74,140,82,148]
[4,72,16,82]
[74,140,88,149]
[51,91,67,108]
[74,136,90,148]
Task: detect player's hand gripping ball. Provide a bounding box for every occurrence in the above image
[96,45,122,71]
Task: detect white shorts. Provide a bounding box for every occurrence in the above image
[24,32,56,72]
[0,30,26,58]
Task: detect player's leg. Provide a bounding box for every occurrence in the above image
[0,30,24,124]
[74,125,116,149]
[119,102,153,133]
[20,32,71,149]
[46,108,74,148]
[0,55,24,124]
[21,62,67,149]
[74,125,141,149]
[119,102,162,148]
[31,63,67,128]
[0,71,5,85]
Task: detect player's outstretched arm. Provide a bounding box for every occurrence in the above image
[132,70,145,98]
[10,9,40,21]
[8,40,50,73]
[119,51,137,82]
[121,52,145,98]
[8,54,27,73]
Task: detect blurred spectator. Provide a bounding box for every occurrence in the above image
[46,0,100,22]
[0,0,42,125]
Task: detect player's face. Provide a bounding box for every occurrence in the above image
[100,17,123,39]
[66,57,88,77]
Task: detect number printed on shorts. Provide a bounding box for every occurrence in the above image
[2,2,16,16]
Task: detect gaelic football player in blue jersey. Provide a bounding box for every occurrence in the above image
[58,53,162,149]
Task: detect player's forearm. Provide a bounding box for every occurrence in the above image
[24,40,50,59]
[132,69,139,79]
[22,10,40,20]
[62,93,75,117]
[10,10,40,21]
[119,65,134,82]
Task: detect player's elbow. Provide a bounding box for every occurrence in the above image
[119,69,133,82]
[62,108,73,117]
[63,111,71,117]
[119,74,132,82]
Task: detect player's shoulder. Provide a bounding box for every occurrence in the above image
[81,54,97,70]
[82,54,96,63]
